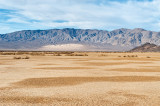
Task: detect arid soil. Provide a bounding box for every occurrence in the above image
[0,52,160,106]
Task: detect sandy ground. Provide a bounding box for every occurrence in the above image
[0,52,160,106]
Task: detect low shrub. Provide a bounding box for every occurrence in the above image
[22,56,30,59]
[146,56,151,58]
[122,55,138,58]
[13,57,21,59]
[53,54,62,56]
[13,56,30,59]
[65,53,88,56]
[99,54,108,57]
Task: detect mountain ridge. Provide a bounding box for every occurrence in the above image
[2,28,158,35]
[0,28,160,51]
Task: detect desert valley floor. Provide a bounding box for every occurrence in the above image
[0,52,160,106]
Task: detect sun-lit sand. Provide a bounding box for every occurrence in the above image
[0,52,160,106]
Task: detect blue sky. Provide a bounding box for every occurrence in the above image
[0,0,159,34]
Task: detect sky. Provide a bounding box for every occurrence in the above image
[0,0,160,34]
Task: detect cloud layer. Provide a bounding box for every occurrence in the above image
[0,0,160,34]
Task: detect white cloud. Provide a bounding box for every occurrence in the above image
[0,0,160,33]
[6,15,30,24]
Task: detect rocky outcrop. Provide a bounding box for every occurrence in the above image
[130,43,160,52]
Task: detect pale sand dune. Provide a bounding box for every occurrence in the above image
[39,44,88,51]
[0,52,160,106]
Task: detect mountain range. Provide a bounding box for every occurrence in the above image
[0,28,160,51]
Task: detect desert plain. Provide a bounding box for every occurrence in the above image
[0,52,160,106]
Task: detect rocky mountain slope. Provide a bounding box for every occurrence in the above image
[130,43,160,52]
[0,28,160,51]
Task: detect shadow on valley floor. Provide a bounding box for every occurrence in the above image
[33,67,93,70]
[76,61,151,66]
[12,76,160,88]
[111,67,160,72]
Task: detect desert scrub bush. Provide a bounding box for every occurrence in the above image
[13,56,30,59]
[15,52,30,55]
[146,56,151,58]
[99,54,108,57]
[131,55,135,57]
[123,55,138,58]
[53,52,74,55]
[29,52,45,56]
[0,52,16,55]
[65,54,75,56]
[60,52,74,54]
[13,57,21,59]
[22,56,30,59]
[53,54,62,56]
[74,54,88,56]
[131,55,138,57]
[65,53,88,56]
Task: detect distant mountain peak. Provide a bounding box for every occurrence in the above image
[112,28,130,33]
[133,28,146,31]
